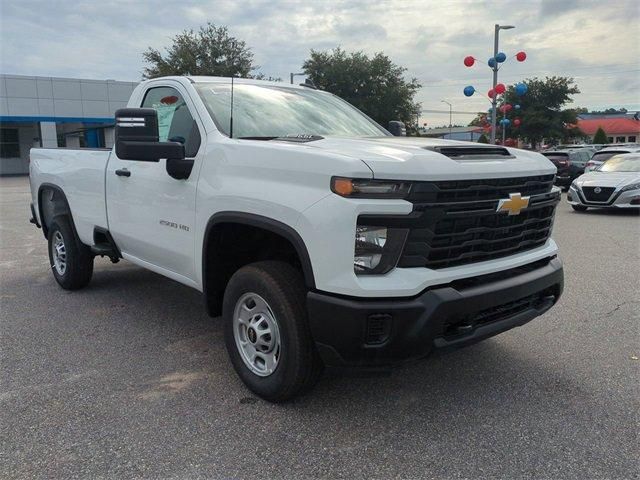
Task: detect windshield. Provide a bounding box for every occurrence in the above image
[599,154,640,172]
[194,82,388,138]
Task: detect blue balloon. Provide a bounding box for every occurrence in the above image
[488,57,497,68]
[515,83,528,96]
[463,86,475,97]
[500,118,511,127]
[515,104,521,110]
[495,52,507,63]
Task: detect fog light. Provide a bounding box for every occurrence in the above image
[354,225,408,275]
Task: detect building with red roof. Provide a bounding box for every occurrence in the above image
[576,117,640,144]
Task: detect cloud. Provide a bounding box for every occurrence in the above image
[0,0,638,125]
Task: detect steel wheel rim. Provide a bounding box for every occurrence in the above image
[51,231,67,276]
[233,292,281,377]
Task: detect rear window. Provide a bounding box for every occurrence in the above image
[590,151,628,163]
[542,153,568,162]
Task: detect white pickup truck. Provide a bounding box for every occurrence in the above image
[29,76,563,401]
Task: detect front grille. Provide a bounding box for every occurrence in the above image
[408,174,555,203]
[395,176,558,270]
[582,186,615,202]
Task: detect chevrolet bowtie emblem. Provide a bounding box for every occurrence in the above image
[497,193,530,215]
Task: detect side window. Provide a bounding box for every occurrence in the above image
[141,86,201,157]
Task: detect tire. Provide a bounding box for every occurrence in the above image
[572,205,588,212]
[47,215,94,290]
[223,260,323,402]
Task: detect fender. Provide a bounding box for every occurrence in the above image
[202,211,316,292]
[37,183,77,240]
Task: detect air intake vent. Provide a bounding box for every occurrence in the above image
[429,146,513,159]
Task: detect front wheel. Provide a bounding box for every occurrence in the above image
[47,216,94,290]
[223,261,323,402]
[572,205,588,212]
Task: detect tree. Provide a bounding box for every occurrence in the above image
[504,76,580,148]
[477,133,489,143]
[142,23,257,79]
[593,126,609,144]
[302,47,421,128]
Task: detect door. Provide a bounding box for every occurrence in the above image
[106,84,203,282]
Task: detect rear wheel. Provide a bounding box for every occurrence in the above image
[571,205,588,212]
[47,216,94,290]
[223,261,323,402]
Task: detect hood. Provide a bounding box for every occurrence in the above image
[576,171,640,189]
[296,136,556,181]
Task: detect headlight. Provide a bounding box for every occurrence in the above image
[332,177,411,199]
[354,225,408,275]
[620,182,640,193]
[570,180,580,191]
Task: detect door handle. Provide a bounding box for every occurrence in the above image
[115,168,131,177]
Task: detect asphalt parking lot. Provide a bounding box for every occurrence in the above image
[1,175,638,479]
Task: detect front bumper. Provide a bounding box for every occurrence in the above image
[568,187,640,208]
[307,257,563,367]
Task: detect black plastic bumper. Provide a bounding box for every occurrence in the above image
[307,257,563,367]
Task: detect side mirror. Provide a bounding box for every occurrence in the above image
[388,121,407,137]
[114,108,185,162]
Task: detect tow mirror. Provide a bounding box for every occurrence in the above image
[114,108,185,162]
[388,121,407,137]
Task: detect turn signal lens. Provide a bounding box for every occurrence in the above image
[331,177,411,199]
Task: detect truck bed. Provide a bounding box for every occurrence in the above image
[29,148,112,246]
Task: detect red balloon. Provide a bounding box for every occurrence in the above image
[464,56,475,67]
[516,51,527,62]
[514,119,521,126]
[488,89,495,98]
[505,103,512,111]
[495,83,506,94]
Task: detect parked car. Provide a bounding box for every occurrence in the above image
[568,153,640,211]
[584,146,640,172]
[541,149,592,188]
[28,76,564,401]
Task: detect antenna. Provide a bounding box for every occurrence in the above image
[229,76,234,139]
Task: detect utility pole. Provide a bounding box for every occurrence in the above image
[441,100,452,137]
[490,24,515,144]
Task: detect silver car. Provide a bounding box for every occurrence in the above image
[568,153,640,211]
[584,146,640,172]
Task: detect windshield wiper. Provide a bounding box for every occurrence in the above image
[237,134,324,143]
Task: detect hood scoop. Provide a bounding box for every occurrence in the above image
[426,146,514,159]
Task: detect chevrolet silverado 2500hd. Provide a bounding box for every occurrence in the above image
[29,76,563,401]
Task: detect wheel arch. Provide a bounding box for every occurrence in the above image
[37,183,76,240]
[202,212,316,316]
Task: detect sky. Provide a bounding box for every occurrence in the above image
[1,0,639,126]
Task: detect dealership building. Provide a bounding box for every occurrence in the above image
[0,74,138,175]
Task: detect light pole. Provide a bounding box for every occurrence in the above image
[290,72,305,84]
[441,100,452,137]
[490,24,514,144]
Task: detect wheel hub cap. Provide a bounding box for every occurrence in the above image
[233,293,281,377]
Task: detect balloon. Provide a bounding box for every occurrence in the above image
[464,56,475,67]
[488,57,497,68]
[514,119,521,126]
[495,52,507,63]
[488,89,495,98]
[495,83,506,94]
[515,104,521,110]
[500,118,511,127]
[463,85,475,97]
[515,83,528,95]
[505,103,512,111]
[516,51,527,62]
